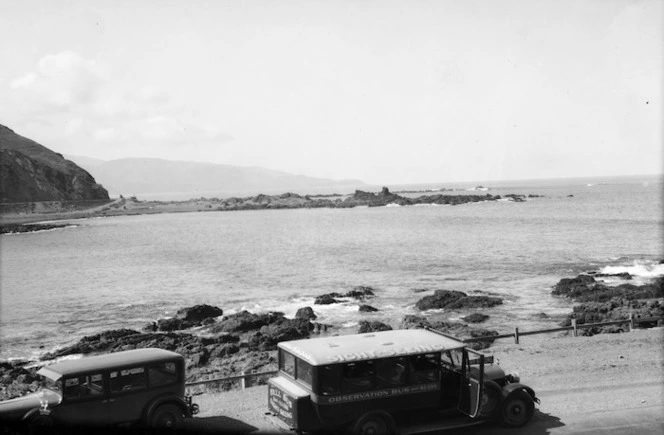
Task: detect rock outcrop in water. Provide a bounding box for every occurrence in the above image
[415,290,503,310]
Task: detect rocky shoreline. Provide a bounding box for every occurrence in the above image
[2,268,662,402]
[0,187,540,229]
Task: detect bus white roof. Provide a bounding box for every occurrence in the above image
[278,329,465,366]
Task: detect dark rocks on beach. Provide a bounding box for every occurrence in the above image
[359,304,379,312]
[590,272,633,280]
[176,304,223,322]
[209,310,284,333]
[415,290,503,311]
[144,304,224,332]
[552,275,663,303]
[315,286,377,305]
[0,223,74,234]
[314,294,339,305]
[248,318,312,350]
[346,286,376,299]
[358,321,393,333]
[563,298,664,335]
[401,315,499,350]
[295,306,317,320]
[554,273,664,334]
[462,313,489,323]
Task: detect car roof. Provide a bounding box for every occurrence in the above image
[278,328,465,366]
[37,349,182,380]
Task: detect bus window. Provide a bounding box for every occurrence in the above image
[110,367,146,393]
[319,365,341,395]
[279,350,296,378]
[148,362,178,387]
[342,361,375,393]
[376,358,406,388]
[441,349,463,370]
[409,353,440,384]
[296,358,313,388]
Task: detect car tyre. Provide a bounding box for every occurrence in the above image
[351,411,396,435]
[500,389,534,428]
[149,403,183,429]
[27,414,54,435]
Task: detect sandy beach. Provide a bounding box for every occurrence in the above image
[182,327,664,434]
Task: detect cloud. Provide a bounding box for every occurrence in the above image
[11,51,104,108]
[6,51,234,160]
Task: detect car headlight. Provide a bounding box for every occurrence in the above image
[508,372,520,383]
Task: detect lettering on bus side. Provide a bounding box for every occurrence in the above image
[268,385,294,425]
[328,344,442,364]
[316,382,439,405]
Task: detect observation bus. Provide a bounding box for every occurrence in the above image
[0,348,198,431]
[267,328,538,434]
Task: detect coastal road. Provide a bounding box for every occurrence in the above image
[181,381,664,434]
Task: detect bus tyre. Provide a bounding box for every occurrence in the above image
[500,389,534,428]
[149,404,183,428]
[351,411,395,435]
[479,380,502,419]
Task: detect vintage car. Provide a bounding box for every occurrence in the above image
[267,327,538,434]
[0,348,198,431]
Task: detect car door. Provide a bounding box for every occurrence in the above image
[107,366,148,424]
[457,348,484,418]
[54,372,109,426]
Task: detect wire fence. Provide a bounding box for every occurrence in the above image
[184,314,663,390]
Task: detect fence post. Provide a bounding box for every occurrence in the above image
[629,312,634,332]
[571,319,577,337]
[514,327,520,344]
[240,370,246,390]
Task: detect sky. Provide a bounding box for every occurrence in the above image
[0,0,662,185]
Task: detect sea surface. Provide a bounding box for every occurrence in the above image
[1,175,662,361]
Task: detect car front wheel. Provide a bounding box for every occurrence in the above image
[149,403,184,428]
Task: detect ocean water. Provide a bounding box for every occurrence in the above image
[1,175,662,361]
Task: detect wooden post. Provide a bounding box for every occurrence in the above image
[629,312,634,332]
[571,319,577,337]
[240,370,246,390]
[514,327,520,344]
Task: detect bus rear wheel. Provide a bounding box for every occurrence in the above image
[351,411,396,435]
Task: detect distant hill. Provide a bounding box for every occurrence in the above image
[66,156,366,198]
[0,125,109,203]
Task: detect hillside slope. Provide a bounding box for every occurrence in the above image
[0,125,109,203]
[69,157,365,197]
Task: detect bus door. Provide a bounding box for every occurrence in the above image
[457,348,484,418]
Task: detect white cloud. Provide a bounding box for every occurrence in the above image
[6,51,234,161]
[11,51,104,108]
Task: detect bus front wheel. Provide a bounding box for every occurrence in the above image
[500,390,534,428]
[351,411,396,435]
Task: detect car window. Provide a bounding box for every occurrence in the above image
[148,362,178,387]
[110,367,146,393]
[63,373,105,399]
